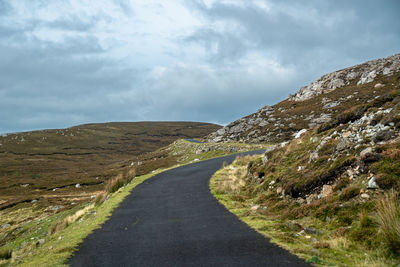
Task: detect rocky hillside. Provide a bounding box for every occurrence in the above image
[208,54,400,144]
[209,53,400,265]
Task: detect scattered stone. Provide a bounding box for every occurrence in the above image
[262,155,268,164]
[368,177,379,189]
[374,83,384,88]
[49,205,64,211]
[336,137,350,151]
[304,227,318,235]
[75,184,81,188]
[359,147,373,158]
[296,198,305,204]
[309,152,319,163]
[37,239,45,245]
[20,184,30,188]
[358,70,377,85]
[276,187,283,194]
[323,101,340,109]
[31,199,38,203]
[294,129,307,139]
[361,193,370,199]
[1,223,11,229]
[342,131,352,138]
[250,205,260,211]
[321,185,333,198]
[297,166,305,171]
[280,141,289,148]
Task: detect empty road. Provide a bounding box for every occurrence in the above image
[69,151,309,267]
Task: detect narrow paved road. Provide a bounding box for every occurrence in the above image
[69,151,309,267]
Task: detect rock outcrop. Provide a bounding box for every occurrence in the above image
[208,53,400,144]
[291,54,400,102]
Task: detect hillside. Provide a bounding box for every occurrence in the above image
[0,128,267,266]
[209,54,400,265]
[0,121,220,211]
[208,54,400,144]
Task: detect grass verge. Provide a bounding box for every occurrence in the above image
[0,168,171,266]
[210,156,400,266]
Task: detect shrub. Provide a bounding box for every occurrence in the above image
[95,191,108,206]
[377,190,400,254]
[0,247,12,260]
[340,186,359,201]
[360,210,375,228]
[49,220,68,235]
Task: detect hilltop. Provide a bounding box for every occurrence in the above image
[208,54,400,144]
[0,121,220,211]
[209,54,400,265]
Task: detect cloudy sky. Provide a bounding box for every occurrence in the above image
[0,0,399,133]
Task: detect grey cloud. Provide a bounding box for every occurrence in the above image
[0,32,142,132]
[44,16,101,32]
[1,0,399,133]
[186,0,400,72]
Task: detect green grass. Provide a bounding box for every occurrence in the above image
[0,167,172,266]
[210,155,400,266]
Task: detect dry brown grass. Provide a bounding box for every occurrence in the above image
[48,204,95,235]
[377,189,400,254]
[0,121,219,212]
[94,191,108,205]
[217,165,247,194]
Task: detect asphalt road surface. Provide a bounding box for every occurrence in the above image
[69,150,309,267]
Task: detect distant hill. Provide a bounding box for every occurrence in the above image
[0,121,220,210]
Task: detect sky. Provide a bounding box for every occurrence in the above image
[0,0,399,133]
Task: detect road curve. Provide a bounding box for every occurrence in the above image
[69,151,309,267]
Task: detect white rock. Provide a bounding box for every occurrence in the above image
[75,184,81,188]
[360,147,373,158]
[250,205,260,211]
[368,177,379,189]
[361,193,370,199]
[309,152,319,163]
[294,129,307,139]
[280,141,289,148]
[374,83,384,88]
[276,187,283,194]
